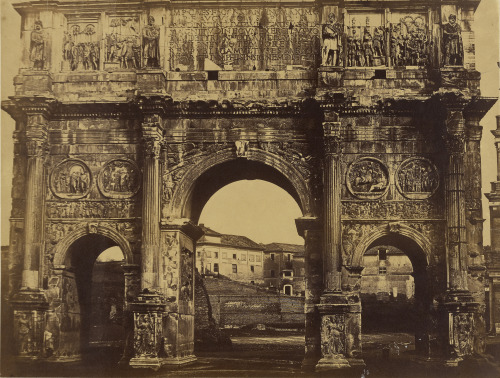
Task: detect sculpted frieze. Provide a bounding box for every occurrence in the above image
[50,159,92,200]
[396,158,439,200]
[452,313,473,356]
[106,16,141,69]
[63,20,100,71]
[134,313,161,357]
[321,314,345,356]
[346,14,386,67]
[46,200,140,219]
[161,234,179,294]
[168,7,319,71]
[341,200,442,220]
[180,247,194,302]
[390,15,430,67]
[98,159,141,199]
[346,158,389,200]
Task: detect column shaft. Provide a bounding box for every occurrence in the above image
[323,123,342,292]
[22,127,47,289]
[444,132,468,291]
[141,120,162,290]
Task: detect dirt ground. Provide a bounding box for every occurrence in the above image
[2,332,500,377]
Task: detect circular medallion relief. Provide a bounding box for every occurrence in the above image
[396,158,439,199]
[98,159,141,199]
[346,157,389,200]
[50,159,92,199]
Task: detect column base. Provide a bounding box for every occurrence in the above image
[347,357,366,367]
[315,354,351,371]
[162,355,197,365]
[129,356,166,370]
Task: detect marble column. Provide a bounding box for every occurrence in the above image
[141,115,163,291]
[322,121,342,292]
[443,114,468,292]
[296,217,322,369]
[11,113,49,359]
[22,116,48,290]
[315,118,352,370]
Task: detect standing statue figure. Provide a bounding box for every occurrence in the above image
[30,20,45,69]
[322,13,342,66]
[362,30,374,67]
[143,16,160,68]
[442,14,463,66]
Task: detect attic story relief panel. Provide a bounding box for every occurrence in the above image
[165,8,319,71]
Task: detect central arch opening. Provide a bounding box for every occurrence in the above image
[360,234,429,362]
[188,158,308,363]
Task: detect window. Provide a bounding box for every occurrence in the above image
[379,267,387,274]
[249,255,255,262]
[287,254,291,262]
[214,252,218,258]
[232,264,237,273]
[241,254,246,261]
[213,263,219,273]
[283,271,292,277]
[379,249,387,261]
[256,255,261,262]
[206,263,211,272]
[250,265,254,273]
[233,254,237,259]
[270,270,275,277]
[284,285,293,296]
[270,253,275,261]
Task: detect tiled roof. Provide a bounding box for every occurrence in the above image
[264,243,304,253]
[198,224,222,237]
[220,234,263,250]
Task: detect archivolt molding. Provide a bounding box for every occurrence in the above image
[52,222,134,266]
[168,147,314,218]
[348,222,432,267]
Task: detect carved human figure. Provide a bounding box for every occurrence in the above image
[442,14,463,66]
[17,313,32,353]
[362,30,374,67]
[235,140,249,157]
[322,13,342,66]
[135,314,153,356]
[30,20,45,69]
[143,16,160,68]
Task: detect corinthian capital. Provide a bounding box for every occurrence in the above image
[443,132,466,155]
[143,136,162,159]
[323,122,342,156]
[25,127,48,158]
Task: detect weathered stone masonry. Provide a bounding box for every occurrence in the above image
[1,0,496,371]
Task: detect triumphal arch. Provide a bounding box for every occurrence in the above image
[2,0,496,371]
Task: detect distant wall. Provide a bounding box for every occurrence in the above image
[203,277,304,328]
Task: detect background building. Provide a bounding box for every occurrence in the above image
[197,225,264,285]
[263,243,305,296]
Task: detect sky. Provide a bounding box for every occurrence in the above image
[1,0,499,249]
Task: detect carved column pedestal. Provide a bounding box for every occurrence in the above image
[316,293,363,371]
[158,219,203,365]
[129,291,167,369]
[438,292,479,366]
[10,290,48,360]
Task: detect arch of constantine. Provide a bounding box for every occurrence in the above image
[1,0,496,371]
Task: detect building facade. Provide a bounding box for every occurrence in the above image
[263,243,305,296]
[196,225,264,284]
[360,245,414,301]
[1,0,495,372]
